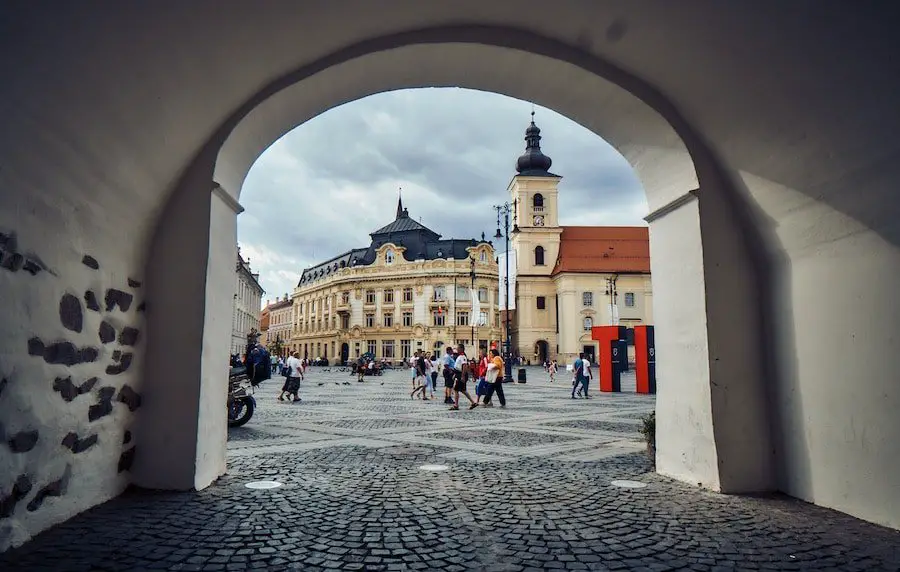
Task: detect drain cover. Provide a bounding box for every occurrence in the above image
[611,480,647,489]
[419,464,449,472]
[244,480,283,489]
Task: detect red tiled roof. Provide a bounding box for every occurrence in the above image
[552,226,650,275]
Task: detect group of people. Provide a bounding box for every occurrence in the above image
[408,344,506,410]
[230,344,272,386]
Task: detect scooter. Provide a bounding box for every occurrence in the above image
[227,366,256,427]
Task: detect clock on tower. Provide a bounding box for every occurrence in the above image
[533,215,544,227]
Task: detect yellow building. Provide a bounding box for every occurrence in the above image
[290,200,502,364]
[506,116,653,365]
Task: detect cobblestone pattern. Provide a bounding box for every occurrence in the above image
[543,420,643,435]
[3,367,900,571]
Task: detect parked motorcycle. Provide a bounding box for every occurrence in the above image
[227,366,256,427]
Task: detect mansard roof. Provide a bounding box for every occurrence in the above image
[297,207,489,288]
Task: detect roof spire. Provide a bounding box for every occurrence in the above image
[515,106,554,176]
[396,187,404,219]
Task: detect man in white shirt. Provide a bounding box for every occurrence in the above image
[281,351,303,402]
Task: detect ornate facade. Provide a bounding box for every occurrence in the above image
[231,248,265,356]
[506,115,653,365]
[290,201,502,364]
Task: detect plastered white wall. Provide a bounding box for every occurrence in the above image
[650,198,720,490]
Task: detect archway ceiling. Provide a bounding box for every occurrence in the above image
[3,1,898,242]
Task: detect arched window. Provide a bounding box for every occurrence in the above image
[535,246,545,266]
[533,193,544,208]
[480,250,486,262]
[385,249,394,264]
[583,317,593,331]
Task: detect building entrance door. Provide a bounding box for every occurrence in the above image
[583,344,596,364]
[340,343,349,365]
[535,340,549,364]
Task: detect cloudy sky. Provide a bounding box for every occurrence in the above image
[238,88,647,305]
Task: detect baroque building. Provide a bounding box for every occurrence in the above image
[290,200,502,363]
[261,295,292,357]
[506,115,653,365]
[231,247,265,356]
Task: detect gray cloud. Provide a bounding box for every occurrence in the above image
[238,88,647,305]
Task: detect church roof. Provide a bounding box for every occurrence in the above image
[552,226,650,275]
[297,196,489,287]
[370,210,439,236]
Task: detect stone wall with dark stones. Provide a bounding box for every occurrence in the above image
[0,233,144,551]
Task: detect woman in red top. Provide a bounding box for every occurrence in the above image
[476,349,492,405]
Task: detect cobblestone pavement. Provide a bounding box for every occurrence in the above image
[4,367,900,571]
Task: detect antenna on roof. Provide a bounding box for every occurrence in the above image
[531,102,535,121]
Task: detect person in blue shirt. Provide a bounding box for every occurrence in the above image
[571,352,588,399]
[442,347,456,404]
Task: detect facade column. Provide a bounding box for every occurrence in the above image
[647,187,774,493]
[134,173,239,491]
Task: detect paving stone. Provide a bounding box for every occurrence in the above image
[2,367,899,570]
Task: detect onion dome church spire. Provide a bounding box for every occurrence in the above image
[515,110,556,177]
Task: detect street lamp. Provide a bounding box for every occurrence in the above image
[469,254,476,349]
[493,199,519,383]
[605,275,619,325]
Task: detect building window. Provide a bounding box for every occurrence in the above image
[455,286,469,300]
[625,292,635,307]
[480,251,486,262]
[402,311,413,327]
[582,292,593,307]
[383,313,393,327]
[536,296,546,310]
[382,340,395,358]
[457,311,469,326]
[367,340,376,355]
[433,311,446,327]
[402,287,413,302]
[365,290,376,304]
[477,287,488,303]
[365,313,375,328]
[385,249,394,264]
[433,286,446,301]
[384,289,394,303]
[533,193,544,209]
[341,315,349,329]
[495,312,500,327]
[354,342,360,358]
[312,300,317,312]
[478,311,488,326]
[400,339,411,359]
[341,291,350,304]
[583,317,593,331]
[535,246,545,266]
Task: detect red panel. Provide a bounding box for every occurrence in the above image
[591,326,620,392]
[634,325,649,394]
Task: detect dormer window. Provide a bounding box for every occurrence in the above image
[480,251,486,262]
[385,249,394,265]
[437,250,443,258]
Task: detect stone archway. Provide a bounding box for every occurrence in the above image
[3,4,899,547]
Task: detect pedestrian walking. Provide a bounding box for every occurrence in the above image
[450,344,478,411]
[482,348,506,408]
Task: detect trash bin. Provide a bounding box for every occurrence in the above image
[517,368,527,383]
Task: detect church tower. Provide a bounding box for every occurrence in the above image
[508,112,562,363]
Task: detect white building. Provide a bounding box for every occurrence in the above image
[231,247,264,356]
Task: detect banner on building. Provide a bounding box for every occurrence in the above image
[497,249,517,310]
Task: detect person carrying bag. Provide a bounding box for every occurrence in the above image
[482,348,506,408]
